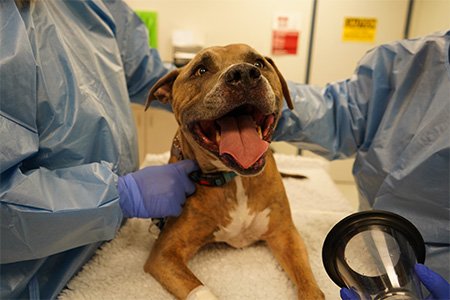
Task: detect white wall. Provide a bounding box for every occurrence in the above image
[309,0,408,86]
[126,0,449,86]
[306,0,409,182]
[409,0,450,38]
[126,0,315,83]
[127,0,450,184]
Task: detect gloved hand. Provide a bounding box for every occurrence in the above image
[117,160,199,219]
[340,288,361,300]
[340,264,450,300]
[415,264,450,300]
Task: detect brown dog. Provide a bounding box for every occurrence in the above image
[144,44,324,300]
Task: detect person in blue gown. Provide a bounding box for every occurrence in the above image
[0,1,197,298]
[273,30,450,299]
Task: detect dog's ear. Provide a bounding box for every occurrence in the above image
[145,69,180,111]
[265,57,294,110]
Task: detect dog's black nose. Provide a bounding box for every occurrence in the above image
[225,64,261,88]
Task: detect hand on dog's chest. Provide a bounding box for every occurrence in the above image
[213,177,270,248]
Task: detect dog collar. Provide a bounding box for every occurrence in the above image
[189,170,237,186]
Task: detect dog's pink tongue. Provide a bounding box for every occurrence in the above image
[217,115,268,169]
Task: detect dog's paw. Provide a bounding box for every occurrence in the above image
[186,286,219,300]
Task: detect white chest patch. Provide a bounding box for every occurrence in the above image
[214,177,270,248]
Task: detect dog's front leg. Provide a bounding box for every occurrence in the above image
[265,223,325,300]
[144,216,218,300]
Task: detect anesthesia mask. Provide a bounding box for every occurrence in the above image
[322,210,426,300]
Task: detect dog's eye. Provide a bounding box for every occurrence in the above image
[254,60,265,69]
[194,65,208,76]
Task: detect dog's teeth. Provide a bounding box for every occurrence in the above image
[216,129,221,142]
[257,126,262,138]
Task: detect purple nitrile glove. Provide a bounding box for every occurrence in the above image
[340,287,361,300]
[340,265,450,300]
[415,264,450,300]
[117,160,198,219]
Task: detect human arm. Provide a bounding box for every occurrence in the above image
[0,162,123,264]
[0,0,172,264]
[0,1,124,264]
[100,0,174,110]
[272,43,398,160]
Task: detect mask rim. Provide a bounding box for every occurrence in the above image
[322,210,426,288]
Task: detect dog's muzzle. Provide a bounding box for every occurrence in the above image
[187,63,280,175]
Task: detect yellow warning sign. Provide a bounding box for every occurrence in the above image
[342,17,377,42]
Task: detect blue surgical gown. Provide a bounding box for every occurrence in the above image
[0,0,169,298]
[274,30,450,280]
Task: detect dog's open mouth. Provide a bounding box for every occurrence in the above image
[189,104,275,174]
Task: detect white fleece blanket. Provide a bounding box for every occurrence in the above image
[59,153,355,300]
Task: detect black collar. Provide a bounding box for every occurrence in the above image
[171,135,238,187]
[189,170,237,186]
